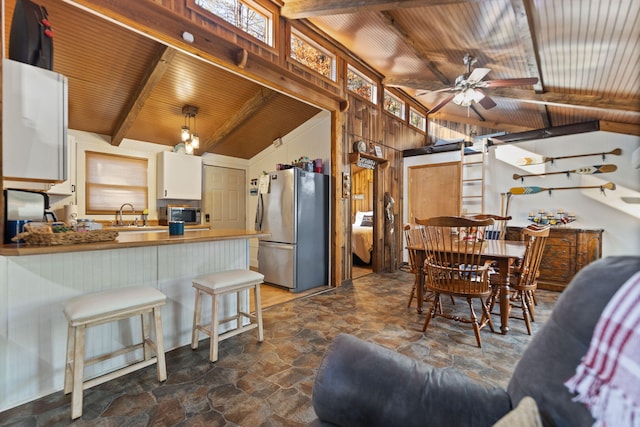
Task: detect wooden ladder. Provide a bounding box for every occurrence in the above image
[460,140,486,215]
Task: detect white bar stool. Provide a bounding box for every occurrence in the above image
[191,269,264,362]
[63,286,167,420]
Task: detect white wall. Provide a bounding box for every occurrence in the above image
[41,111,331,269]
[402,131,640,259]
[47,129,170,222]
[246,110,332,268]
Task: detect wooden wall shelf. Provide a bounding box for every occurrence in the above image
[349,152,389,169]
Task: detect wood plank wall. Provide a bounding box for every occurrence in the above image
[344,94,427,272]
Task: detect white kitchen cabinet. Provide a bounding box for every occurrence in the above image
[3,135,76,196]
[157,151,202,200]
[2,59,68,182]
[47,134,76,195]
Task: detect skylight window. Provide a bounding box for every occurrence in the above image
[384,90,405,118]
[194,0,273,46]
[290,29,336,81]
[409,107,426,131]
[347,66,377,104]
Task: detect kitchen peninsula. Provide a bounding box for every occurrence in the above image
[0,229,268,412]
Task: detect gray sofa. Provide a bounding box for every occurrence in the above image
[312,256,640,427]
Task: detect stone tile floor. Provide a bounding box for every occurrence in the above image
[1,270,558,426]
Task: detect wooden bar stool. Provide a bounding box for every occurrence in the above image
[63,286,167,420]
[191,269,264,362]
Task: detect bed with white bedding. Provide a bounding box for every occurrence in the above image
[352,211,373,264]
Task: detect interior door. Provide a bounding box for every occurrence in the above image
[203,166,246,229]
[408,162,461,222]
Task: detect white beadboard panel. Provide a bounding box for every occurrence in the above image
[1,247,158,410]
[0,238,252,412]
[157,239,250,349]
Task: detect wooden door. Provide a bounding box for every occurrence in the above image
[203,166,246,229]
[408,161,461,222]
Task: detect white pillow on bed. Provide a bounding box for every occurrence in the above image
[354,211,373,226]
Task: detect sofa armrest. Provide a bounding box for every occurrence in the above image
[312,334,512,427]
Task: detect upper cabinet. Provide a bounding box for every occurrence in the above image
[156,151,202,200]
[2,59,68,182]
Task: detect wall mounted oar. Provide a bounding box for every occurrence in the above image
[510,182,616,195]
[516,148,622,166]
[513,164,617,181]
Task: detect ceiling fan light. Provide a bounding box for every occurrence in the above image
[472,90,485,103]
[452,92,465,106]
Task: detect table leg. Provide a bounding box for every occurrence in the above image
[497,258,511,335]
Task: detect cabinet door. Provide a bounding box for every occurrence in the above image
[157,151,202,200]
[48,135,76,195]
[2,59,68,182]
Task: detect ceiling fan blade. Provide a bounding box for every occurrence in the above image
[428,93,455,115]
[483,77,539,88]
[466,67,491,83]
[475,89,497,109]
[416,87,453,97]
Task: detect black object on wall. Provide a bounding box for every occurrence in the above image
[9,0,54,70]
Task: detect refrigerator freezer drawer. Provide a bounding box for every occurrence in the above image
[258,241,295,289]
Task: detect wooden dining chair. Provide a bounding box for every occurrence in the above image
[488,225,550,335]
[404,223,424,308]
[465,214,512,240]
[416,216,495,348]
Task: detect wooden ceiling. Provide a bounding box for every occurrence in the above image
[4,0,639,160]
[286,0,640,135]
[3,0,322,159]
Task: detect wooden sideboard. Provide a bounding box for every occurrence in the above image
[506,226,603,291]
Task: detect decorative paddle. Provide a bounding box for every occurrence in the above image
[513,164,617,181]
[516,148,622,166]
[510,182,616,195]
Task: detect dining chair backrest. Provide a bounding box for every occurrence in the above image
[415,216,494,296]
[514,225,550,290]
[403,223,423,274]
[465,214,512,240]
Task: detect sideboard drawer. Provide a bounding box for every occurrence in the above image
[507,226,603,291]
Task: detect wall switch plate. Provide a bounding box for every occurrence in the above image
[342,173,351,198]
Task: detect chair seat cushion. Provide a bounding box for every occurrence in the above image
[193,269,264,292]
[64,286,166,322]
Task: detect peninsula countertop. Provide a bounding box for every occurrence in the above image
[0,228,270,256]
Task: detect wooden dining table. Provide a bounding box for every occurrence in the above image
[408,239,527,335]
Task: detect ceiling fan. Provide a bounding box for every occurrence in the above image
[425,53,539,114]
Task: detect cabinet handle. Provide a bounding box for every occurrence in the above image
[165,189,167,197]
[71,184,75,193]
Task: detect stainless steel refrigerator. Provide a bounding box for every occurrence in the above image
[255,168,328,292]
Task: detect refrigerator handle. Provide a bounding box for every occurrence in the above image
[255,193,264,231]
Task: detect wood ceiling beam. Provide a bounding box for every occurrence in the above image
[600,121,640,137]
[110,45,176,146]
[509,0,550,127]
[379,11,450,85]
[198,88,278,154]
[281,0,482,19]
[430,112,534,134]
[384,77,640,113]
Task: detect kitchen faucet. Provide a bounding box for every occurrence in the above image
[118,203,135,226]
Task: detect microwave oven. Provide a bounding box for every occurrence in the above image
[159,205,201,225]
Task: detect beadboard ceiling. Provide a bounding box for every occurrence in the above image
[3,0,639,160]
[293,0,640,134]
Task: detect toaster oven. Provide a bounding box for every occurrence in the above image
[159,205,201,225]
